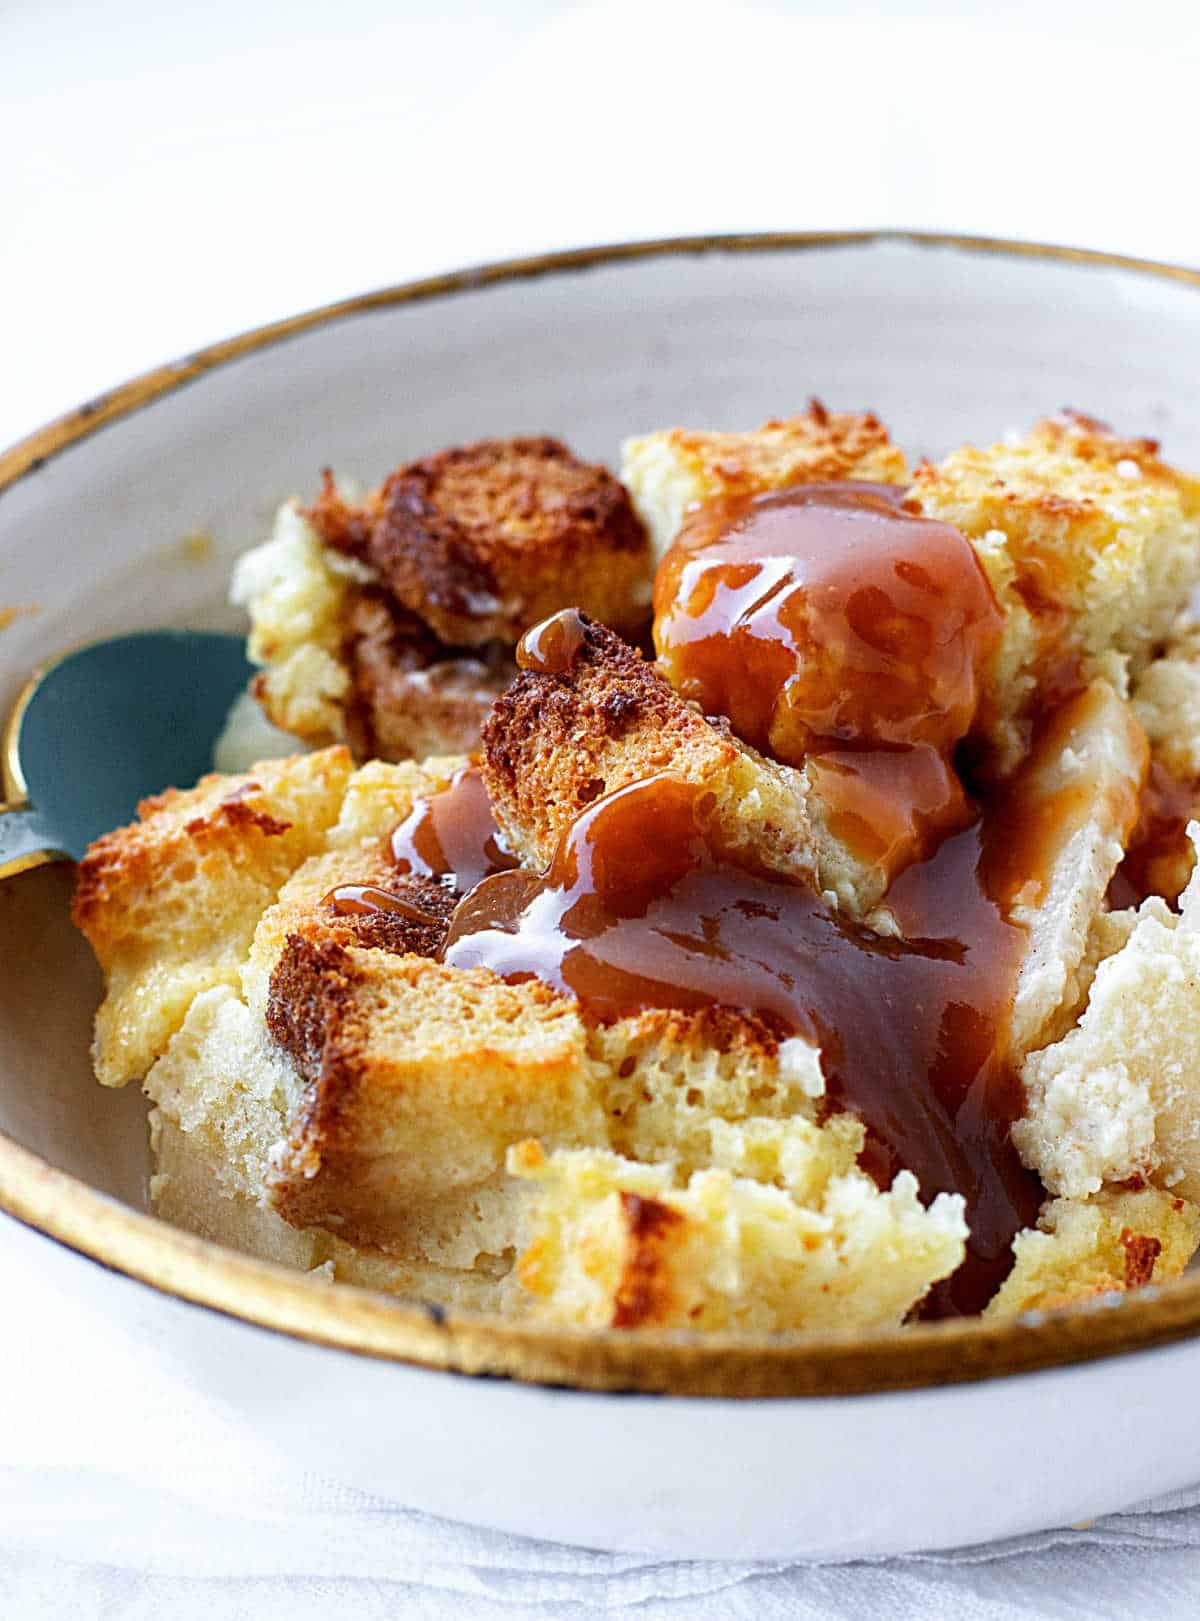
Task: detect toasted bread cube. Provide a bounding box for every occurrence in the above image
[73,747,353,1087]
[621,402,908,562]
[985,1188,1200,1317]
[364,437,651,647]
[263,941,607,1248]
[914,413,1200,771]
[233,439,654,761]
[510,1128,967,1334]
[481,613,822,888]
[1017,832,1200,1201]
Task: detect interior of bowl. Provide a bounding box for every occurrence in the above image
[5,231,1200,1395]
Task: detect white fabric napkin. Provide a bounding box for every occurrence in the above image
[5,1211,1200,1620]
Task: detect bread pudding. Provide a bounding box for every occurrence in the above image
[72,406,1200,1332]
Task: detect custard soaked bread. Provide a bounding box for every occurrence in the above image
[912,412,1200,774]
[90,746,968,1329]
[74,405,1200,1333]
[73,748,354,1088]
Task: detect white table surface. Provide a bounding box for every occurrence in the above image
[5,2,1200,1614]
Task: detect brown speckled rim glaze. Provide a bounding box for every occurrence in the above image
[4,229,1200,1398]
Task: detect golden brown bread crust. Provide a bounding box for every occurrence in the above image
[307,468,377,557]
[610,1193,686,1328]
[72,749,355,1087]
[619,401,909,562]
[323,437,651,648]
[305,875,456,961]
[643,401,902,500]
[263,936,602,1245]
[482,613,706,860]
[1120,1227,1163,1289]
[267,935,362,1117]
[73,791,292,938]
[481,613,816,883]
[1033,411,1187,483]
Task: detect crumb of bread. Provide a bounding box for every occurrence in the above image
[509,1128,966,1333]
[1017,830,1200,1200]
[1134,616,1200,781]
[1034,903,1148,1051]
[913,413,1200,773]
[985,1187,1200,1316]
[232,501,366,746]
[73,747,353,1087]
[621,402,907,563]
[588,1011,826,1174]
[146,986,303,1202]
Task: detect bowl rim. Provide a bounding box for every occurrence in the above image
[4,226,1200,1399]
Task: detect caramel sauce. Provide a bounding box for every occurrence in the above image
[805,746,972,874]
[654,482,1001,758]
[325,883,446,923]
[390,763,517,892]
[389,484,1067,1312]
[1109,760,1200,909]
[653,483,1003,873]
[444,774,1041,1314]
[517,606,588,674]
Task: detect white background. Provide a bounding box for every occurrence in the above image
[4,1,1200,1614]
[4,0,1199,450]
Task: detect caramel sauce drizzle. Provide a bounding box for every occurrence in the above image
[443,773,1041,1315]
[390,762,518,892]
[325,883,446,923]
[368,485,1060,1314]
[1108,760,1200,910]
[653,482,1002,878]
[517,606,588,675]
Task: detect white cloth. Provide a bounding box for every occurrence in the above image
[6,1215,1200,1621]
[5,1,1200,1614]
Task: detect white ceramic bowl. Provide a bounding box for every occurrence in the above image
[5,233,1200,1560]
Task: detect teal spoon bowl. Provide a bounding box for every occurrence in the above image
[0,630,253,878]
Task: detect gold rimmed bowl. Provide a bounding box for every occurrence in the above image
[4,233,1200,1558]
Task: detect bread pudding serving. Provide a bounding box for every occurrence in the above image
[72,404,1200,1332]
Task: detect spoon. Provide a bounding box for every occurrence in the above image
[0,630,253,881]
